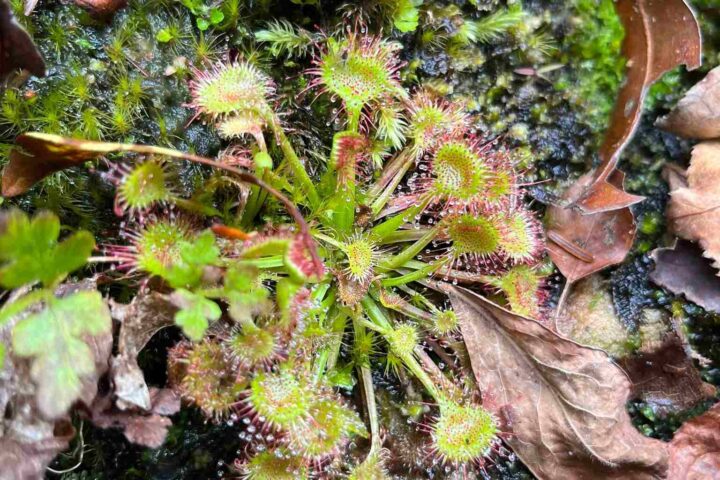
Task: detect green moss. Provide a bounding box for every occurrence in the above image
[558,0,625,134]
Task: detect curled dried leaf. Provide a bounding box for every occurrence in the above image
[657,66,720,140]
[668,402,720,480]
[546,172,636,283]
[667,142,720,271]
[0,0,45,78]
[651,240,720,314]
[575,0,701,213]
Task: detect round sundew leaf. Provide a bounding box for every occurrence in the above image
[133,220,192,276]
[191,62,272,118]
[432,401,498,464]
[498,210,542,262]
[316,34,404,113]
[117,161,172,212]
[446,214,500,257]
[384,323,418,358]
[248,369,313,430]
[239,450,308,480]
[431,142,488,202]
[225,324,280,368]
[285,397,367,459]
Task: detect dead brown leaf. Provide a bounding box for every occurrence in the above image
[0,420,74,480]
[547,0,701,283]
[667,142,720,271]
[657,66,720,140]
[0,0,45,78]
[546,171,637,283]
[74,0,127,16]
[148,387,180,416]
[575,0,701,213]
[668,402,720,480]
[651,240,720,313]
[447,285,668,479]
[89,388,179,449]
[621,328,716,415]
[122,414,172,449]
[556,275,714,414]
[2,134,118,197]
[556,275,632,356]
[110,294,176,411]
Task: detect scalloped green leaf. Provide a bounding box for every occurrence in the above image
[161,230,220,289]
[12,290,111,418]
[172,289,221,341]
[0,210,95,288]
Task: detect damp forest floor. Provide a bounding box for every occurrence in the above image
[2,0,720,479]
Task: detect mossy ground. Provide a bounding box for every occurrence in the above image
[2,0,719,478]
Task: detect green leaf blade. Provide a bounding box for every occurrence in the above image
[11,290,112,418]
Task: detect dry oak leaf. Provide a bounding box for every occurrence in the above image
[447,285,668,480]
[651,240,720,314]
[667,142,720,271]
[546,171,636,283]
[657,66,720,140]
[668,402,720,480]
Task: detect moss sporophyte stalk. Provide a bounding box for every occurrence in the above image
[5,18,547,477]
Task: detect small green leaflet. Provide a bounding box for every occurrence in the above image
[161,230,220,289]
[156,28,174,43]
[12,291,111,419]
[393,0,421,33]
[0,210,95,288]
[209,8,224,25]
[173,289,221,341]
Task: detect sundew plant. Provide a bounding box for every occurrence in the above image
[0,6,546,479]
[164,27,542,477]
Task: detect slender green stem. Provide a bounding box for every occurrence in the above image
[400,349,443,402]
[371,195,431,241]
[381,259,446,287]
[353,315,381,453]
[376,289,433,322]
[268,116,320,207]
[313,349,329,385]
[367,148,414,201]
[347,108,361,133]
[379,226,440,270]
[235,255,284,268]
[398,284,440,312]
[369,149,415,215]
[380,228,434,245]
[360,296,391,330]
[361,296,443,402]
[325,309,348,372]
[313,232,344,249]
